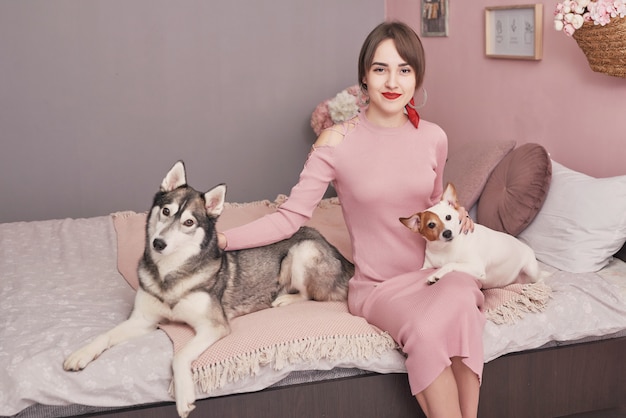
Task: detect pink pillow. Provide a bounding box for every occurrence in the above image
[443,140,516,209]
[477,143,552,236]
[112,211,146,290]
[112,197,353,290]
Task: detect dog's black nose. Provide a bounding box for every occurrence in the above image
[442,230,452,240]
[152,238,167,252]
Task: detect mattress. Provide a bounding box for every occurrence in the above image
[1,214,626,416]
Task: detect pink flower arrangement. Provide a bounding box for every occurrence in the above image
[554,0,626,36]
[310,85,367,136]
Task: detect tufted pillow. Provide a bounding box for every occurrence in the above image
[477,143,552,236]
[443,139,516,209]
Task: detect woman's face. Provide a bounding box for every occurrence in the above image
[363,38,417,126]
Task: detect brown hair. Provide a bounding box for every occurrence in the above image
[358,21,426,92]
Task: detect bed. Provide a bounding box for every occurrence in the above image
[2,141,626,418]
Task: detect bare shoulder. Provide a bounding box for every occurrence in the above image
[314,127,344,148]
[314,118,357,148]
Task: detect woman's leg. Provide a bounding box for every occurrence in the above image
[415,366,462,418]
[451,357,480,418]
[415,393,429,417]
[415,358,479,418]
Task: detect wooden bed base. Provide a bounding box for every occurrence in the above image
[87,336,626,418]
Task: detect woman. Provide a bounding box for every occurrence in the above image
[218,21,485,418]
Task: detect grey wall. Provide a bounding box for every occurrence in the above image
[0,1,382,222]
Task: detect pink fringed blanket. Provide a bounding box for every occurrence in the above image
[112,197,550,395]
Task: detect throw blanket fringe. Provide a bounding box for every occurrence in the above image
[169,332,397,396]
[484,281,552,325]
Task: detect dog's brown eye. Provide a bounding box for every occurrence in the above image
[183,219,194,227]
[428,222,436,229]
[162,208,170,216]
[445,215,452,221]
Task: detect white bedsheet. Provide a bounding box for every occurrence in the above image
[483,259,626,362]
[1,216,625,415]
[0,217,174,415]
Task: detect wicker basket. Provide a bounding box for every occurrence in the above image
[572,17,626,78]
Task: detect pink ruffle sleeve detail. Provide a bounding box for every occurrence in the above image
[223,146,336,250]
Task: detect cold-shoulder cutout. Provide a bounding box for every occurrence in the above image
[313,117,358,148]
[314,128,344,148]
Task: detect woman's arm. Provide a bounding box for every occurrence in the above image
[220,129,344,250]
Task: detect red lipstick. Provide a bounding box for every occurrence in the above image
[382,92,401,100]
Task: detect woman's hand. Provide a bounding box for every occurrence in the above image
[217,232,227,250]
[458,206,475,234]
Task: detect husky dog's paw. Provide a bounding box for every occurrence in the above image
[175,382,197,418]
[272,293,306,307]
[63,346,99,371]
[176,400,196,418]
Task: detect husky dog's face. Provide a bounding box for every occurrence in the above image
[147,161,226,260]
[148,188,208,258]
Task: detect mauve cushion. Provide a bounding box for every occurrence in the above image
[477,143,552,236]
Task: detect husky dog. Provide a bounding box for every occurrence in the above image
[63,161,353,418]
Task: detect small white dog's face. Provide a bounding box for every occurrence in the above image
[400,183,461,242]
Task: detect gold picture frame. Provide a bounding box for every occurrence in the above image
[485,4,543,60]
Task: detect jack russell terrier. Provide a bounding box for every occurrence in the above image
[400,183,542,289]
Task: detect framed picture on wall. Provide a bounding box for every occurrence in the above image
[421,0,449,37]
[485,4,543,60]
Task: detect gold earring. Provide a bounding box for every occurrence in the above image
[407,87,428,109]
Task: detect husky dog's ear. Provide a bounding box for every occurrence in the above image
[161,161,187,192]
[205,184,226,217]
[441,182,459,209]
[399,213,421,232]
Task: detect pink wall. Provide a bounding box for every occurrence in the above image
[386,0,626,178]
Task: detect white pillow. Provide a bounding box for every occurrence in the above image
[518,161,626,273]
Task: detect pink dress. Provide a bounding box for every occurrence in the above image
[223,112,485,395]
